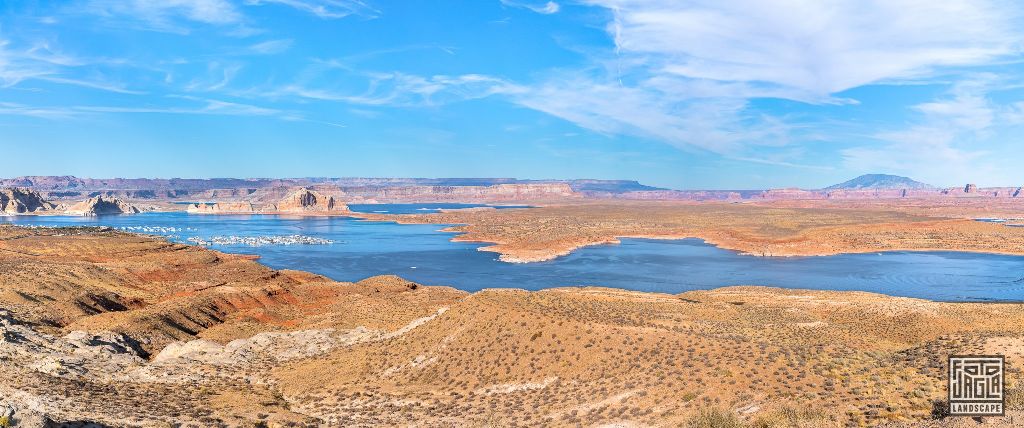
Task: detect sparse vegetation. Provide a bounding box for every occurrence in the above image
[687,408,744,428]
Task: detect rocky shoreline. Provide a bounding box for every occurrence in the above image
[349,202,1024,263]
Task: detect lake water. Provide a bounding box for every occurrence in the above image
[347,203,532,214]
[976,218,1024,227]
[4,209,1024,302]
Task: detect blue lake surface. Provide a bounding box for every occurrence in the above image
[347,203,532,214]
[4,209,1024,302]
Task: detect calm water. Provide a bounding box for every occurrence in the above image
[4,209,1024,302]
[976,218,1024,227]
[347,203,532,214]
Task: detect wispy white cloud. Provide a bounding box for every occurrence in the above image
[265,64,519,106]
[501,0,1024,165]
[500,0,560,14]
[0,96,302,120]
[588,0,1022,98]
[82,97,279,116]
[244,0,379,19]
[512,73,784,154]
[247,39,293,55]
[0,102,81,119]
[840,76,1007,184]
[184,62,244,92]
[0,41,51,87]
[23,42,87,67]
[730,156,834,171]
[1005,102,1024,125]
[0,39,142,94]
[82,0,242,32]
[35,76,146,94]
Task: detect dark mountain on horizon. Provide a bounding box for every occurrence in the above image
[824,174,935,190]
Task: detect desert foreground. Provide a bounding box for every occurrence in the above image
[1,225,1022,427]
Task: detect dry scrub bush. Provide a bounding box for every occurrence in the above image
[750,406,829,428]
[687,408,744,428]
[1007,387,1024,411]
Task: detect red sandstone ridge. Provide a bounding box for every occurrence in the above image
[0,188,57,214]
[275,187,347,213]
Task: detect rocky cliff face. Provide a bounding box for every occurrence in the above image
[64,196,140,216]
[363,183,577,202]
[277,188,345,212]
[756,188,820,200]
[186,201,257,214]
[0,188,57,214]
[585,190,746,201]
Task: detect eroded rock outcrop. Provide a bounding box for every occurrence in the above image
[186,201,256,214]
[756,188,821,200]
[276,187,347,212]
[0,188,57,214]
[64,196,140,216]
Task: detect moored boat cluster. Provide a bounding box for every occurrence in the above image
[186,234,334,247]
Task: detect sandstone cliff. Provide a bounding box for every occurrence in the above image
[585,190,747,201]
[756,188,821,200]
[0,188,57,214]
[186,201,257,214]
[64,196,140,216]
[358,183,577,202]
[277,187,346,212]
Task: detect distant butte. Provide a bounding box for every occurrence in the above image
[823,173,935,190]
[0,188,57,214]
[64,196,141,216]
[187,187,350,214]
[276,187,346,213]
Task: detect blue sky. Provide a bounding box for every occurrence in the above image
[2,0,1024,189]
